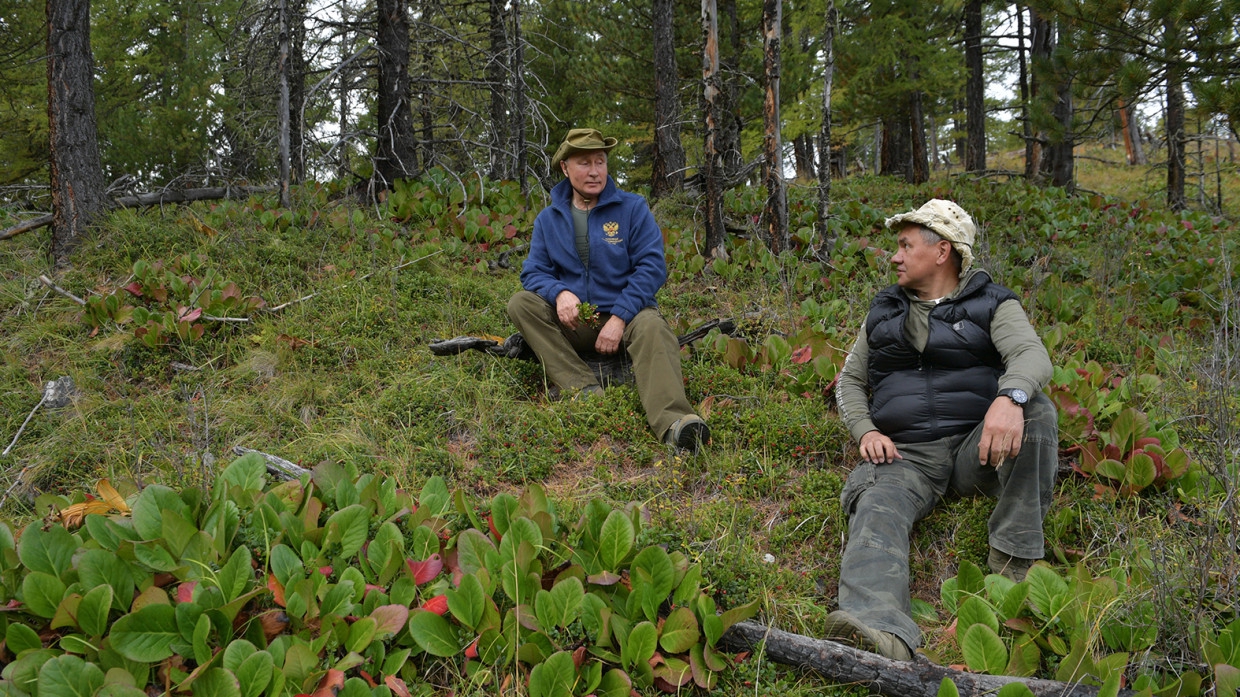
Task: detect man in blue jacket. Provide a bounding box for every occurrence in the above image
[507,128,709,453]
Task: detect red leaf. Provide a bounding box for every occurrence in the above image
[790,345,813,364]
[318,565,334,577]
[178,306,203,323]
[177,581,197,604]
[487,515,501,542]
[267,575,286,607]
[504,224,519,239]
[407,554,443,585]
[384,676,411,697]
[311,669,345,697]
[421,595,449,615]
[123,282,144,297]
[465,637,479,659]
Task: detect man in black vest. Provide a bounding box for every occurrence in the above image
[828,199,1057,660]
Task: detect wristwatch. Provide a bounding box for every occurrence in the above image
[998,388,1029,407]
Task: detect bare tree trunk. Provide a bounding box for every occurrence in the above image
[964,0,986,171]
[337,1,353,181]
[511,0,527,196]
[1121,100,1145,165]
[910,89,929,184]
[289,0,306,183]
[1047,17,1074,191]
[1029,9,1053,181]
[882,107,910,179]
[718,0,743,176]
[815,0,836,259]
[376,0,419,191]
[792,135,815,180]
[47,0,108,266]
[651,0,685,199]
[761,0,787,254]
[702,0,727,259]
[1017,3,1035,179]
[278,0,291,207]
[488,0,509,181]
[1166,64,1186,210]
[953,99,966,167]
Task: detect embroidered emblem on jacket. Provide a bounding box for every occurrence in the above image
[603,221,623,245]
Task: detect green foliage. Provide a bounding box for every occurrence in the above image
[0,456,758,695]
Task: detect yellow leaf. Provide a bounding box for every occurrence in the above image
[59,500,116,528]
[96,478,129,513]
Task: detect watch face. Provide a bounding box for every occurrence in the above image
[1008,389,1029,404]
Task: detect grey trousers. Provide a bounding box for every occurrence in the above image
[837,392,1058,649]
[507,290,695,438]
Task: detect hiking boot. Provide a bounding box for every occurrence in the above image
[663,415,709,454]
[988,547,1036,583]
[822,610,912,661]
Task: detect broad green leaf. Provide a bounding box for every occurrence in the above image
[131,485,191,541]
[490,493,519,538]
[673,564,702,607]
[78,584,114,637]
[18,524,76,578]
[528,650,575,697]
[6,622,42,655]
[190,667,241,697]
[96,686,149,697]
[320,580,355,618]
[370,605,410,639]
[957,597,1000,645]
[654,656,692,687]
[455,529,496,575]
[500,561,540,606]
[659,607,700,654]
[961,624,1008,675]
[366,522,402,573]
[940,577,960,614]
[222,639,258,671]
[996,682,1037,697]
[1000,582,1029,620]
[219,453,267,493]
[346,617,377,653]
[234,652,274,697]
[1055,637,1095,683]
[1024,565,1067,618]
[598,510,635,570]
[957,559,985,596]
[1126,453,1157,489]
[37,654,105,697]
[326,505,369,560]
[419,476,451,517]
[133,542,179,572]
[216,546,252,603]
[537,577,583,630]
[719,598,760,631]
[21,571,67,618]
[629,546,674,622]
[160,509,200,557]
[622,621,657,670]
[501,518,543,564]
[937,676,960,697]
[78,549,135,613]
[1214,664,1240,697]
[269,544,302,586]
[193,614,213,666]
[407,525,439,563]
[446,573,485,630]
[110,603,179,662]
[596,668,632,697]
[407,609,460,657]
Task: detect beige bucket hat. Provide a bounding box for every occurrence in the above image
[885,199,977,273]
[550,128,618,171]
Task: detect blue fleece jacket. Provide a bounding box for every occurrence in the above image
[520,177,667,323]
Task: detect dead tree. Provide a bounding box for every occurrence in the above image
[46,0,108,266]
[701,0,727,259]
[760,0,788,254]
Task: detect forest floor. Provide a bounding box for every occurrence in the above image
[1,158,1238,695]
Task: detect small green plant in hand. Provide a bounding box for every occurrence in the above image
[577,301,601,328]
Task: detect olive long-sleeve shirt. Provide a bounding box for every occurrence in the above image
[835,268,1053,444]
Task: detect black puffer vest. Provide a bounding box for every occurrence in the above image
[865,271,1017,443]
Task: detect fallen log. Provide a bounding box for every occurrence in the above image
[720,621,1131,697]
[232,446,311,481]
[1,186,275,240]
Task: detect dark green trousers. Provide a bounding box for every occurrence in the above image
[837,392,1058,649]
[507,290,696,439]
